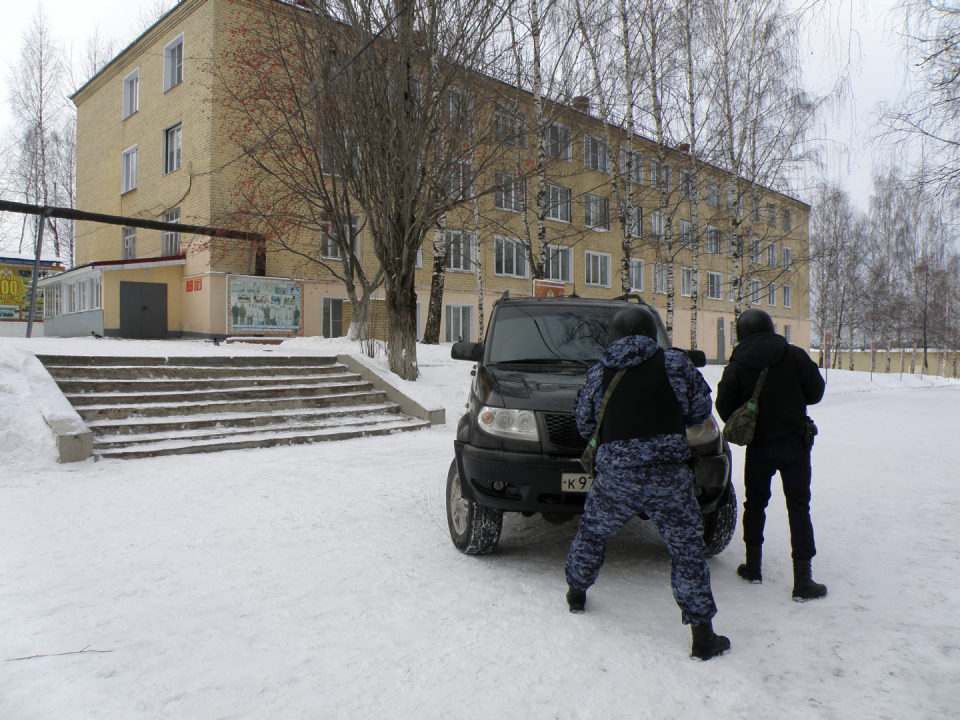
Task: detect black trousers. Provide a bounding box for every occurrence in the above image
[742,434,816,560]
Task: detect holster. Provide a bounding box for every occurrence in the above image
[800,416,818,448]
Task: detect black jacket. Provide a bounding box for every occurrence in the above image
[715,333,825,444]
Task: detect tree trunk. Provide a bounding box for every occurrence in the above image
[422,231,447,344]
[384,269,419,380]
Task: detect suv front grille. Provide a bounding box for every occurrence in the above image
[543,413,588,450]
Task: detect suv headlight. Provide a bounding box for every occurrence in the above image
[477,407,540,441]
[686,415,720,446]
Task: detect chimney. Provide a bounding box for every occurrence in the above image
[572,96,590,115]
[678,143,690,153]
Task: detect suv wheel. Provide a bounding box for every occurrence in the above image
[446,459,504,554]
[702,483,738,558]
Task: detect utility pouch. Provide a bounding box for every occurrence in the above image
[722,367,769,446]
[801,416,818,448]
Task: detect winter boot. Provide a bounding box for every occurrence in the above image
[792,558,827,601]
[566,587,586,613]
[737,545,762,583]
[690,621,731,661]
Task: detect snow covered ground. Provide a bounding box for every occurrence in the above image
[1,335,959,719]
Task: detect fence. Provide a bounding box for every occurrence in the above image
[809,349,960,378]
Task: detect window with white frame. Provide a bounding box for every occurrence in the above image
[122,227,136,260]
[749,279,762,304]
[767,283,776,306]
[122,69,139,119]
[767,243,777,267]
[162,208,181,256]
[445,230,474,272]
[681,267,693,297]
[163,34,184,92]
[679,170,691,199]
[752,201,760,222]
[164,123,182,174]
[415,244,423,269]
[445,88,473,132]
[585,252,610,287]
[321,215,360,259]
[583,135,608,172]
[654,263,667,294]
[494,170,525,212]
[680,219,692,248]
[620,148,642,183]
[545,245,571,282]
[766,202,776,227]
[43,284,61,317]
[546,123,571,160]
[750,238,762,264]
[322,297,343,338]
[650,210,664,241]
[704,180,720,207]
[584,194,609,230]
[782,246,792,268]
[546,184,572,222]
[650,159,670,192]
[494,236,527,278]
[629,258,644,291]
[494,104,527,147]
[66,283,76,313]
[78,281,87,311]
[782,207,792,231]
[706,272,723,300]
[628,206,642,237]
[783,285,792,308]
[706,226,721,255]
[728,275,737,302]
[90,277,101,309]
[121,146,137,193]
[445,304,472,342]
[784,324,792,343]
[445,160,472,199]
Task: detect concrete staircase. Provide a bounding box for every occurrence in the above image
[36,355,431,460]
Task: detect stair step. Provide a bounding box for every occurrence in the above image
[43,363,349,381]
[35,355,340,367]
[54,373,357,394]
[95,417,431,459]
[64,379,372,406]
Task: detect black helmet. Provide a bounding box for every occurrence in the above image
[608,306,658,344]
[736,308,775,339]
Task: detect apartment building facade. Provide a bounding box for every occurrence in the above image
[45,0,812,360]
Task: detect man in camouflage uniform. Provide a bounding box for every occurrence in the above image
[565,305,730,660]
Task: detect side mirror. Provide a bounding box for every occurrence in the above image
[686,349,707,368]
[452,341,484,362]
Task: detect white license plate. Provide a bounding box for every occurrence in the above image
[560,472,594,493]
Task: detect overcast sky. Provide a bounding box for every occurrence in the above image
[1,0,910,214]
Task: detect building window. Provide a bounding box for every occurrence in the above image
[584,194,609,230]
[494,171,526,212]
[706,272,723,300]
[585,252,610,287]
[322,297,343,338]
[78,280,87,311]
[650,211,664,241]
[161,209,181,256]
[681,267,693,297]
[445,160,472,199]
[728,275,736,302]
[545,245,571,282]
[749,279,762,304]
[704,180,720,208]
[752,201,760,222]
[122,69,139,119]
[43,284,61,317]
[445,230,474,272]
[583,135,608,172]
[766,203,776,227]
[416,244,423,269]
[66,283,76,313]
[750,238,762,264]
[766,243,777,267]
[546,123,571,161]
[122,227,136,260]
[629,258,644,291]
[494,104,527,147]
[546,184,572,222]
[784,324,792,343]
[321,216,360,259]
[680,219,692,249]
[650,159,670,192]
[164,34,184,92]
[620,149,642,183]
[679,170,691,199]
[783,285,792,308]
[782,207,792,231]
[627,207,642,237]
[163,123,182,174]
[705,226,721,255]
[654,263,667,294]
[90,277,101,309]
[494,236,527,278]
[782,246,792,268]
[767,283,776,306]
[121,146,137,193]
[445,304,472,342]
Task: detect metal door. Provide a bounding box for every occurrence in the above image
[717,317,726,364]
[119,282,168,338]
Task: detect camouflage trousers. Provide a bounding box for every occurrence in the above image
[565,462,718,626]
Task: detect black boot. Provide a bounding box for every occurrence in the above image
[690,621,730,661]
[792,558,827,601]
[566,587,586,613]
[737,545,762,583]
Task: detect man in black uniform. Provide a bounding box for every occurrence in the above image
[715,309,827,601]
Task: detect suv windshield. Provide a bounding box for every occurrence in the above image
[486,304,668,365]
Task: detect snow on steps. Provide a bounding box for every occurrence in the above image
[35,355,432,460]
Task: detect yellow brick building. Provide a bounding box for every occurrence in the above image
[45,0,811,360]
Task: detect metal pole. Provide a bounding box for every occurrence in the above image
[25,209,50,339]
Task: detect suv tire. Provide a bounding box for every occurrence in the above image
[702,483,738,558]
[446,459,504,554]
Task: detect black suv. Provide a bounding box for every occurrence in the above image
[447,294,736,556]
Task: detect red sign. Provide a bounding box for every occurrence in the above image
[533,279,565,297]
[195,279,202,291]
[186,280,194,292]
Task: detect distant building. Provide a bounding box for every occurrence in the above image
[48,0,811,357]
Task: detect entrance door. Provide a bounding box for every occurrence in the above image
[717,317,726,364]
[120,281,168,338]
